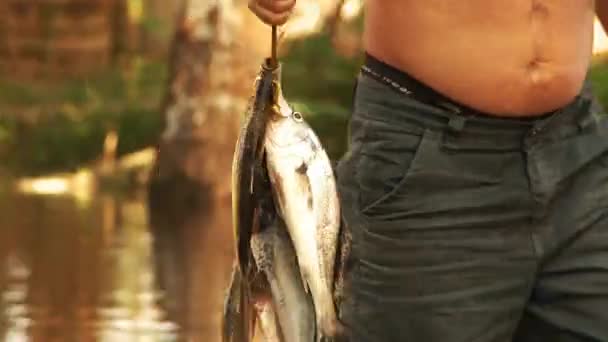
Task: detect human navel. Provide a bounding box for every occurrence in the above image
[528,0,550,84]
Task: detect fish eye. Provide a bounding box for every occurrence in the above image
[293,111,303,122]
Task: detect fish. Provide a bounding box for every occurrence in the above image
[253,298,282,341]
[250,214,316,342]
[228,54,343,341]
[263,65,343,340]
[228,58,280,342]
[223,193,316,342]
[231,58,276,276]
[222,264,255,342]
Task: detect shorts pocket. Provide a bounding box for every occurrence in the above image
[356,120,432,214]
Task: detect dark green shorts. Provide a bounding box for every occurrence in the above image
[336,72,608,341]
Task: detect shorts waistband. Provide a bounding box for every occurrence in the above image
[356,53,599,149]
[361,52,556,120]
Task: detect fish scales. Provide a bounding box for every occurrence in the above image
[251,216,316,342]
[263,66,343,340]
[226,59,280,342]
[231,60,275,277]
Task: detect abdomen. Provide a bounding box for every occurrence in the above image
[364,0,595,116]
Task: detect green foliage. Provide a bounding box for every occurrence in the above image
[589,56,608,109]
[141,16,171,40]
[0,60,167,176]
[282,33,362,107]
[0,27,364,175]
[281,32,363,160]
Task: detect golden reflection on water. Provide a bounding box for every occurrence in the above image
[0,187,235,342]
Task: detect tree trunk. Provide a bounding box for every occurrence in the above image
[147,0,268,340]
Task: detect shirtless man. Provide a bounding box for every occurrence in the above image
[250,1,608,341]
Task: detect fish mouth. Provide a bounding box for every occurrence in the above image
[271,87,293,120]
[256,58,293,120]
[263,58,280,72]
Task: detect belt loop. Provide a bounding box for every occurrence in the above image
[576,97,596,131]
[351,74,360,113]
[447,115,467,132]
[438,100,467,133]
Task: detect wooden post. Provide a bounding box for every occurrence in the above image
[147,0,267,339]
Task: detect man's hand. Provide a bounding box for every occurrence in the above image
[248,0,296,25]
[598,1,608,35]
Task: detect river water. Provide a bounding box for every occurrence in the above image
[0,186,239,342]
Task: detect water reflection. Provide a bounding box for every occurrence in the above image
[3,252,30,342]
[0,186,235,341]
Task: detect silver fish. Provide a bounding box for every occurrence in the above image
[251,215,316,342]
[253,299,282,341]
[231,59,276,277]
[226,58,279,342]
[222,264,255,342]
[226,64,318,338]
[264,66,343,340]
[223,205,316,342]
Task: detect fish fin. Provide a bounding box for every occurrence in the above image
[222,264,256,342]
[295,161,308,174]
[253,296,282,342]
[249,302,257,342]
[251,229,273,274]
[300,270,310,294]
[221,264,239,342]
[248,164,254,194]
[241,279,257,342]
[233,63,275,275]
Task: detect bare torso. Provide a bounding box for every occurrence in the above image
[365,0,596,116]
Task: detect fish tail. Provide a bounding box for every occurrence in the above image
[241,279,257,342]
[299,268,310,294]
[221,265,256,342]
[222,265,240,342]
[316,304,345,341]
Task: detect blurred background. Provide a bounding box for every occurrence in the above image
[0,1,608,341]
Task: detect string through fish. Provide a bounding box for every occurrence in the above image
[271,25,278,68]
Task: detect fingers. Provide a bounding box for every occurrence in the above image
[248,0,296,25]
[259,0,295,14]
